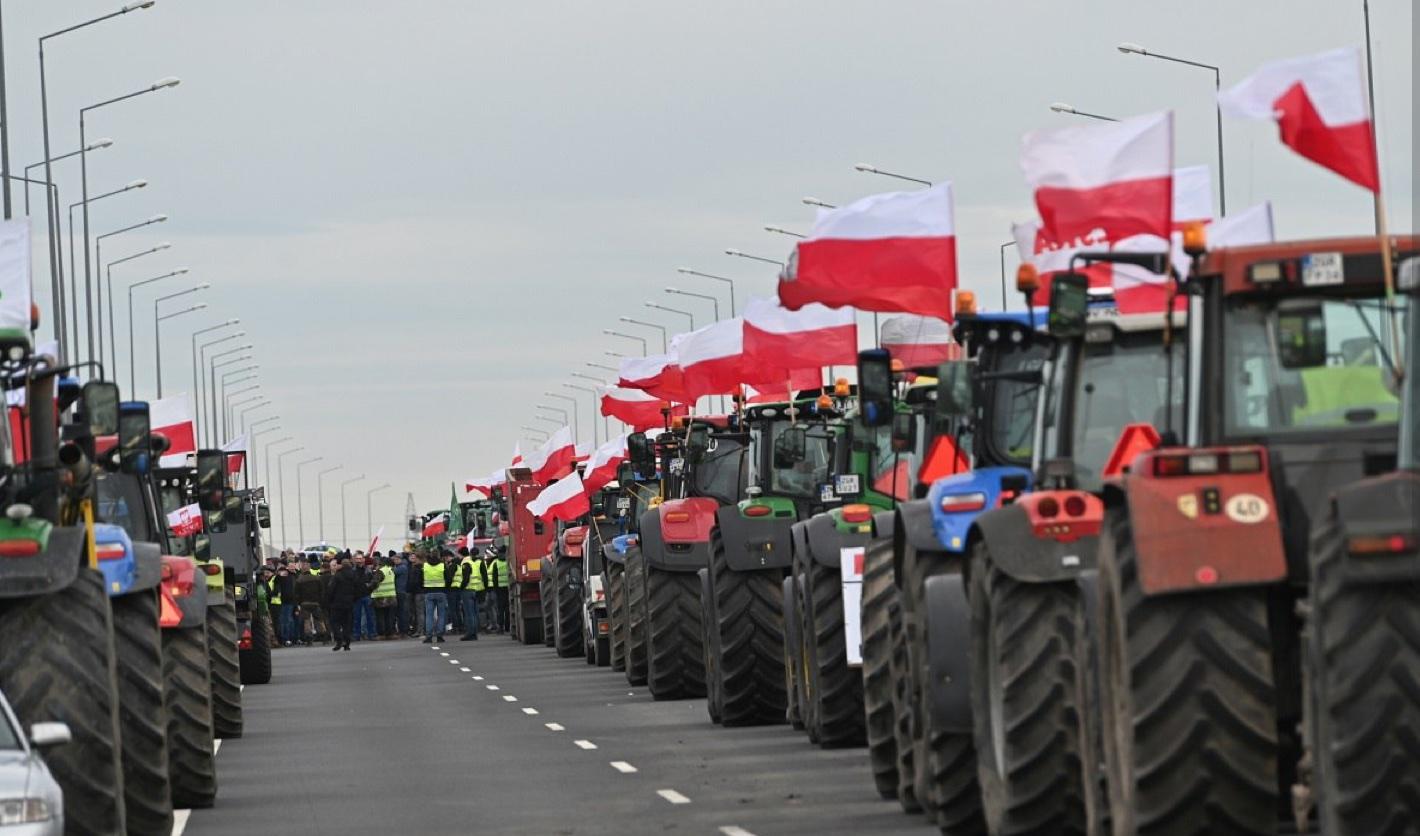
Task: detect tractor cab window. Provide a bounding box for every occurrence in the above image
[96,472,157,543]
[868,420,921,501]
[691,436,747,506]
[768,422,834,499]
[984,341,1048,466]
[1224,295,1408,436]
[158,484,193,556]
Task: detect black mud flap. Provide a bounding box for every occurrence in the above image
[975,505,1099,584]
[172,588,208,630]
[602,543,625,567]
[0,525,85,599]
[923,571,972,734]
[638,507,705,573]
[716,507,793,572]
[896,498,940,554]
[804,512,873,569]
[1334,471,1420,585]
[129,542,163,593]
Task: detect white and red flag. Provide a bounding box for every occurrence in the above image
[880,314,959,369]
[1219,46,1378,192]
[221,433,248,477]
[527,471,590,524]
[525,425,576,484]
[422,513,448,539]
[1021,111,1174,248]
[780,182,958,321]
[678,317,749,399]
[150,395,197,469]
[167,503,203,537]
[582,435,628,493]
[742,297,857,372]
[367,525,384,555]
[617,353,688,404]
[465,470,505,498]
[600,385,683,431]
[510,442,523,467]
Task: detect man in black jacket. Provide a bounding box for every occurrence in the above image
[325,557,362,651]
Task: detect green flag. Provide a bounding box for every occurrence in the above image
[447,482,464,536]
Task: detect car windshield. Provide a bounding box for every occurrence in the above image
[768,423,834,499]
[985,340,1048,465]
[1224,295,1408,436]
[1040,329,1183,492]
[0,702,19,750]
[692,436,747,505]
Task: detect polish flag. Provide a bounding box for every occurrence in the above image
[1219,46,1378,191]
[527,471,590,524]
[678,318,748,399]
[1209,201,1277,249]
[1021,111,1174,248]
[618,353,689,404]
[582,435,628,493]
[780,182,958,321]
[573,442,593,464]
[367,525,384,555]
[167,503,203,537]
[422,513,448,539]
[511,442,524,467]
[740,368,830,403]
[150,395,197,469]
[600,385,683,431]
[221,433,248,477]
[742,297,857,372]
[524,425,576,483]
[880,314,958,369]
[465,472,502,498]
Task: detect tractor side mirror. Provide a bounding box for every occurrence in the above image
[773,427,807,468]
[82,381,121,437]
[533,517,545,536]
[616,461,634,487]
[117,401,151,475]
[1047,271,1090,338]
[223,493,245,524]
[1276,300,1328,369]
[256,503,271,529]
[935,360,974,419]
[857,348,894,428]
[205,506,228,535]
[195,450,227,512]
[890,412,917,453]
[194,533,212,559]
[686,425,710,463]
[627,432,656,475]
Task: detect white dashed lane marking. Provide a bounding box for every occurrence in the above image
[657,789,691,805]
[172,809,191,836]
[213,739,222,755]
[439,652,449,657]
[610,761,637,773]
[459,667,471,672]
[472,675,484,681]
[545,722,565,731]
[502,695,518,702]
[574,739,597,750]
[522,707,539,715]
[719,828,757,836]
[486,684,500,691]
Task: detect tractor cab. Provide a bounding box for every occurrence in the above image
[639,416,747,573]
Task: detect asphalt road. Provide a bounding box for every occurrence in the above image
[179,630,939,836]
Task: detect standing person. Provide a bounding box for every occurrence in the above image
[294,559,328,645]
[458,548,482,641]
[392,551,409,637]
[446,547,465,638]
[353,554,378,641]
[407,552,426,637]
[276,563,298,647]
[479,549,497,633]
[325,557,360,651]
[421,550,448,643]
[492,546,511,633]
[371,556,398,638]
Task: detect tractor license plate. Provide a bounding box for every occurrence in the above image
[835,474,861,495]
[616,498,631,512]
[1302,252,1344,286]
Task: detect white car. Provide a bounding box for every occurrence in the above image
[0,689,67,835]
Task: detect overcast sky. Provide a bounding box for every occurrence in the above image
[4,1,1413,548]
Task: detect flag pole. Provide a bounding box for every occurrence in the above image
[1374,188,1403,378]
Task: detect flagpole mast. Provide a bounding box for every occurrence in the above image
[1362,0,1381,235]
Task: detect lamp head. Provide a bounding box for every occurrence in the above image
[191,303,208,311]
[1049,102,1074,114]
[853,163,877,173]
[676,267,692,275]
[154,76,181,90]
[154,242,172,251]
[226,318,240,325]
[149,214,168,223]
[88,137,115,150]
[174,267,190,275]
[126,179,148,190]
[122,1,157,11]
[196,282,211,290]
[664,287,680,294]
[1117,42,1145,55]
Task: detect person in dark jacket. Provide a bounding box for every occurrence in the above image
[275,564,298,646]
[353,554,379,641]
[446,547,464,636]
[293,560,328,645]
[407,552,425,636]
[325,558,362,651]
[392,551,410,636]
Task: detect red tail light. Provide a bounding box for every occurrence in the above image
[1348,534,1417,556]
[841,504,872,524]
[238,626,252,651]
[744,505,772,518]
[665,512,691,524]
[96,543,127,561]
[0,540,41,557]
[1063,496,1087,517]
[1037,497,1060,518]
[939,493,987,513]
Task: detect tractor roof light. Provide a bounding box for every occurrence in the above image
[955,290,977,317]
[1016,263,1040,295]
[816,394,833,410]
[1248,261,1287,284]
[1181,221,1207,257]
[833,377,851,397]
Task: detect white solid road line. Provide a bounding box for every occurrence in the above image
[171,808,191,836]
[656,789,691,805]
[503,695,518,702]
[573,739,598,750]
[610,761,638,773]
[718,827,757,836]
[545,722,565,731]
[522,707,539,715]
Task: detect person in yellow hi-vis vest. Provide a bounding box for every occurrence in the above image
[371,556,398,639]
[491,547,511,633]
[458,548,484,641]
[421,550,448,644]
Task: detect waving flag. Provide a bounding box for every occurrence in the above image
[601,385,683,431]
[167,503,203,537]
[525,425,576,484]
[618,353,688,404]
[527,471,590,523]
[780,182,958,321]
[150,395,197,469]
[583,435,628,493]
[880,315,958,369]
[678,318,749,399]
[511,442,524,467]
[422,513,448,539]
[742,297,857,372]
[221,433,248,476]
[466,467,507,498]
[1220,46,1378,191]
[0,220,32,338]
[1021,111,1174,247]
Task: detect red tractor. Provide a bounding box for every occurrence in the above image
[503,468,555,644]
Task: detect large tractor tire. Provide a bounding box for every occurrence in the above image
[1098,508,1277,836]
[646,566,706,700]
[888,578,920,814]
[541,572,556,648]
[860,537,900,800]
[1306,507,1420,835]
[710,531,787,726]
[901,546,983,832]
[239,610,274,685]
[0,569,126,835]
[967,542,1091,835]
[554,557,584,658]
[112,588,174,836]
[781,575,805,732]
[607,563,627,672]
[804,562,865,748]
[207,592,244,740]
[700,568,724,724]
[624,549,649,686]
[163,621,218,809]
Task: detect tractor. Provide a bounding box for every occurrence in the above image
[603,456,661,685]
[502,466,554,644]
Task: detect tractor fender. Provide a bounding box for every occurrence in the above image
[1332,470,1420,585]
[94,523,138,597]
[871,510,895,540]
[639,506,706,573]
[0,524,85,599]
[602,542,624,567]
[928,465,1033,553]
[129,542,163,593]
[803,512,874,569]
[972,503,1099,584]
[923,571,973,734]
[896,498,941,555]
[716,506,793,572]
[162,556,208,630]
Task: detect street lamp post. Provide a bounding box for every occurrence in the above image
[664,287,719,322]
[546,392,580,444]
[96,203,170,371]
[762,226,804,239]
[340,474,364,549]
[223,392,262,442]
[802,197,837,209]
[316,465,342,543]
[68,184,148,361]
[106,241,170,365]
[211,351,255,447]
[564,383,602,444]
[247,418,279,481]
[532,415,561,429]
[999,240,1016,312]
[617,317,667,352]
[80,77,181,362]
[1049,102,1118,122]
[677,267,739,318]
[854,163,933,187]
[295,457,323,549]
[125,264,186,393]
[263,434,293,490]
[274,444,302,549]
[585,362,618,373]
[1118,42,1225,214]
[603,329,647,355]
[191,322,240,438]
[366,483,391,544]
[198,337,248,443]
[153,284,209,397]
[644,302,694,330]
[237,400,272,435]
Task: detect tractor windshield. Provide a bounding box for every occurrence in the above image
[983,340,1048,465]
[1223,294,1409,437]
[768,423,834,499]
[691,436,747,505]
[96,472,158,543]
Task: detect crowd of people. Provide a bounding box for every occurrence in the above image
[255,544,512,650]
